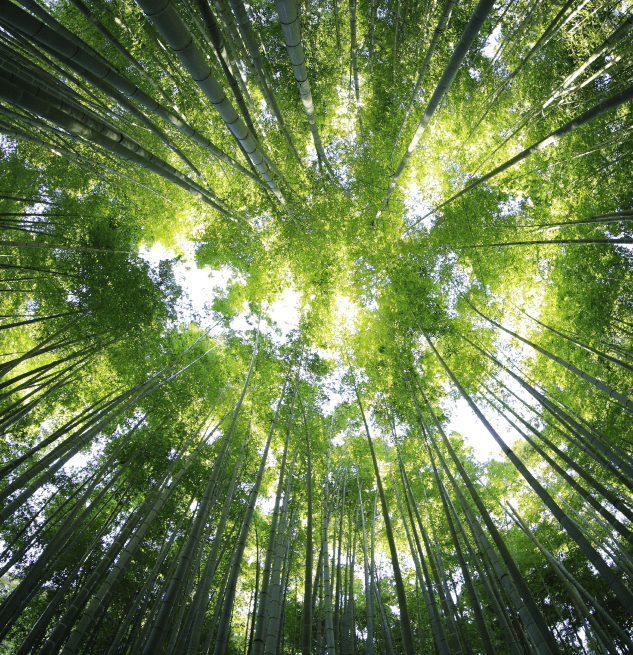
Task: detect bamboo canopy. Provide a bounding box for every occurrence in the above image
[0,0,633,654]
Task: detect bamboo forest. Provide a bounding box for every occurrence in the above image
[1,0,633,652]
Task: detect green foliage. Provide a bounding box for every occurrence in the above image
[1,0,633,653]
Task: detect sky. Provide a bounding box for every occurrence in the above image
[139,243,515,462]
[141,242,302,336]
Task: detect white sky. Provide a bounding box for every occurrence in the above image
[141,242,302,336]
[482,23,503,60]
[443,396,507,460]
[139,243,511,461]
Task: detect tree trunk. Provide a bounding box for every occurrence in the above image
[354,385,416,655]
[213,380,289,655]
[378,0,495,218]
